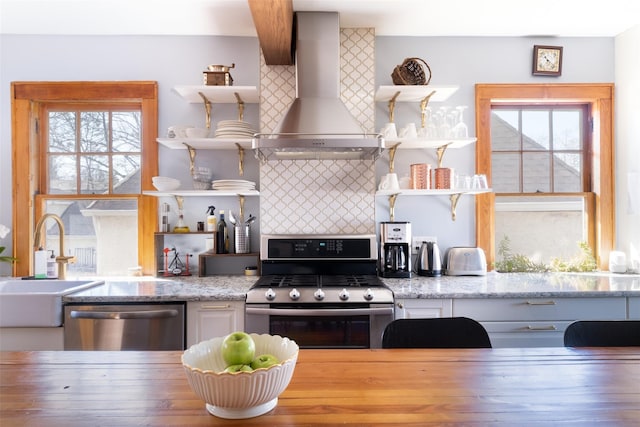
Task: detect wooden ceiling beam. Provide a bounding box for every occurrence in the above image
[248,0,294,65]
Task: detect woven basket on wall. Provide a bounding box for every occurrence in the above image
[391,57,432,85]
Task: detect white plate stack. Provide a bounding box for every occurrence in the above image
[214,120,257,139]
[211,179,256,191]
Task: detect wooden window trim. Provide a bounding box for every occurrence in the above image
[475,83,614,271]
[11,81,158,277]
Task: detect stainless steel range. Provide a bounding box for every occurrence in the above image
[245,234,394,349]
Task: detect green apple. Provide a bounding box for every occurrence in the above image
[221,331,255,366]
[224,364,254,373]
[250,354,280,370]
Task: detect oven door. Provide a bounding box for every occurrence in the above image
[245,304,393,349]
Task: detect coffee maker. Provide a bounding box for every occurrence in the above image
[379,222,411,278]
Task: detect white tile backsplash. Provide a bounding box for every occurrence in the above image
[259,28,376,235]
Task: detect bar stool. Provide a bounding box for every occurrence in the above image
[564,320,640,347]
[382,317,492,349]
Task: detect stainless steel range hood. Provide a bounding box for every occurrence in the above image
[253,12,383,161]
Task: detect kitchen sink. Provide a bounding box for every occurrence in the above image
[0,279,105,327]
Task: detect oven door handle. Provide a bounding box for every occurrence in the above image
[69,309,179,320]
[245,307,394,317]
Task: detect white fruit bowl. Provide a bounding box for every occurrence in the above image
[181,333,299,419]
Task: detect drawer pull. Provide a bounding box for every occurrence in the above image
[200,304,231,310]
[525,300,556,306]
[525,325,557,331]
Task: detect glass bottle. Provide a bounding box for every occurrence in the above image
[216,210,229,254]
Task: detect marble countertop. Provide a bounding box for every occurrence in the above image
[61,272,640,303]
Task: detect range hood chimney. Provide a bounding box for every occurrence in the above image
[253,12,383,161]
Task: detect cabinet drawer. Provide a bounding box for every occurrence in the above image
[453,297,626,321]
[482,321,570,348]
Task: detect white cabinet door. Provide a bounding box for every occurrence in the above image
[395,299,452,319]
[0,327,64,351]
[186,301,244,348]
[629,297,640,319]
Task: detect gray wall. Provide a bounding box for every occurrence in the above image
[0,33,628,275]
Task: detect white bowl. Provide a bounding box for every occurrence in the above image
[186,128,211,138]
[151,177,180,191]
[182,333,299,419]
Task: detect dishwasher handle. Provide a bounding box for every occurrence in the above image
[69,309,179,320]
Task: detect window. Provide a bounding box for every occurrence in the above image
[11,82,158,277]
[475,84,615,270]
[490,105,593,265]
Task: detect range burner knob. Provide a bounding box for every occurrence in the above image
[289,288,301,301]
[265,288,276,301]
[313,289,325,301]
[339,288,350,301]
[363,288,375,301]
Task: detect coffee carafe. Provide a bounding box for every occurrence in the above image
[380,222,411,278]
[417,240,442,277]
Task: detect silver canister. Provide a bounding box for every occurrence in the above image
[234,225,250,254]
[160,203,170,232]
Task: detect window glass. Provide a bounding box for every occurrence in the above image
[495,195,587,265]
[43,106,143,275]
[491,110,520,151]
[491,152,520,192]
[522,152,550,192]
[41,198,139,276]
[522,110,549,150]
[552,110,581,150]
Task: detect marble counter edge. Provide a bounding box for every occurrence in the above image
[59,272,640,303]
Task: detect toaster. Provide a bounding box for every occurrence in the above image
[444,247,487,276]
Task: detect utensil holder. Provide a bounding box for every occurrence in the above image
[234,225,250,254]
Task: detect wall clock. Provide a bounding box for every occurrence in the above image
[533,45,563,76]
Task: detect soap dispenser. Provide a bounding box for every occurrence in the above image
[47,250,58,278]
[34,246,47,279]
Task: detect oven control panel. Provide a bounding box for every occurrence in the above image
[261,234,377,260]
[247,286,394,304]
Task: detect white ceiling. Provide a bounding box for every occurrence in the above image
[1,0,638,37]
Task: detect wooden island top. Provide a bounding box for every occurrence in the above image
[1,347,639,426]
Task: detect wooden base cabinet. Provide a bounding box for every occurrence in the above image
[394,299,453,319]
[453,297,627,348]
[186,301,245,348]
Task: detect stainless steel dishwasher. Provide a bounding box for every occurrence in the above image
[64,303,185,350]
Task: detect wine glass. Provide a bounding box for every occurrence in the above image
[452,106,469,138]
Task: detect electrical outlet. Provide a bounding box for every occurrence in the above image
[412,236,437,252]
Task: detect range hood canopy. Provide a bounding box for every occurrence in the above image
[253,11,383,161]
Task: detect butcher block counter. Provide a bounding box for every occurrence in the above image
[1,348,639,426]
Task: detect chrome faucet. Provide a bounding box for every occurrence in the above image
[34,213,76,280]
